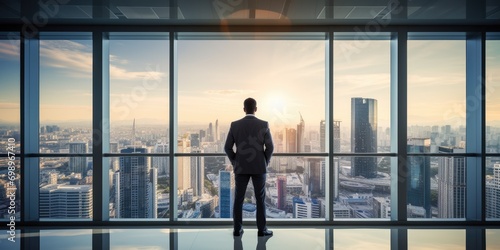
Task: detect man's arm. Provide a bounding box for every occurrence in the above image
[224,123,236,164]
[263,122,274,165]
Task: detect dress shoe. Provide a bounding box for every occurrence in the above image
[258,229,273,237]
[233,228,244,237]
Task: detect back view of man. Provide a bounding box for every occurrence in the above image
[224,98,274,237]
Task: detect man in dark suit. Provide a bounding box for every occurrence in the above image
[224,97,274,237]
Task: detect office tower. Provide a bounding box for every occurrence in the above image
[177,139,191,191]
[190,134,200,148]
[208,122,213,142]
[334,121,341,153]
[215,119,219,142]
[148,167,158,218]
[153,143,169,175]
[486,164,500,218]
[333,158,339,200]
[437,146,466,218]
[118,147,156,218]
[190,147,204,197]
[277,175,287,210]
[286,128,297,153]
[69,142,88,176]
[293,197,320,218]
[113,171,121,218]
[39,184,93,218]
[407,138,431,218]
[297,113,305,152]
[351,97,378,178]
[320,120,326,152]
[305,158,323,197]
[219,169,235,218]
[199,130,206,142]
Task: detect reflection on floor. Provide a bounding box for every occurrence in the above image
[1,227,499,249]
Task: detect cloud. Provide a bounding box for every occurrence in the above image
[0,41,20,59]
[203,89,256,95]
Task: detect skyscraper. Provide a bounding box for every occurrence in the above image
[407,138,431,218]
[69,142,88,176]
[190,133,200,148]
[153,143,169,175]
[118,147,156,218]
[277,175,287,210]
[306,158,324,197]
[219,169,235,218]
[351,97,378,178]
[320,120,326,152]
[215,119,219,142]
[190,147,204,197]
[437,146,466,218]
[486,164,500,218]
[285,128,297,153]
[297,113,305,153]
[208,122,214,142]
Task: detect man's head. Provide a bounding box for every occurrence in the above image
[243,98,257,114]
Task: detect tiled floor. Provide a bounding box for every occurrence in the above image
[1,227,499,249]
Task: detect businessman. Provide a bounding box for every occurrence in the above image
[224,97,274,237]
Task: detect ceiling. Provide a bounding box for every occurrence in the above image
[0,0,499,26]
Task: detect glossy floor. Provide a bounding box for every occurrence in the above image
[1,227,499,249]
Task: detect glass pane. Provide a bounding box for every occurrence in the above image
[110,229,169,249]
[334,229,390,249]
[486,157,500,219]
[0,230,20,249]
[408,37,466,150]
[486,34,500,153]
[109,36,169,153]
[39,34,93,153]
[408,229,465,250]
[407,155,467,219]
[335,157,392,219]
[0,37,20,154]
[334,34,391,154]
[177,156,327,220]
[408,0,466,19]
[178,35,326,153]
[487,229,500,250]
[109,155,165,219]
[40,230,92,250]
[40,157,93,219]
[0,158,20,221]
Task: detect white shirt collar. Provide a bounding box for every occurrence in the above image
[246,114,255,117]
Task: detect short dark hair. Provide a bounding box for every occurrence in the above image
[244,98,257,114]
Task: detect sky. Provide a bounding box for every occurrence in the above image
[0,36,500,130]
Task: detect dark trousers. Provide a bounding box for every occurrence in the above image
[233,174,267,231]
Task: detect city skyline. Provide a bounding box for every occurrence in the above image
[2,39,500,128]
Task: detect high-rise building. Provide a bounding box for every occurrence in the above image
[320,120,326,152]
[486,164,500,218]
[177,138,191,191]
[305,158,324,197]
[208,122,214,142]
[334,121,341,153]
[39,184,93,218]
[351,97,377,178]
[219,169,235,218]
[69,142,88,176]
[190,147,204,197]
[277,175,287,210]
[190,133,200,148]
[438,146,466,218]
[297,113,305,153]
[407,138,431,218]
[153,143,169,175]
[113,171,121,218]
[215,119,219,142]
[293,197,320,218]
[118,147,156,218]
[286,128,297,153]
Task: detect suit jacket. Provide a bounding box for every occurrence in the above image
[224,115,274,174]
